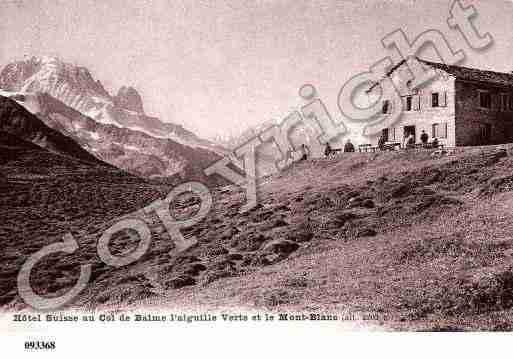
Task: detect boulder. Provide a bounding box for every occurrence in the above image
[164,275,196,289]
[263,239,299,256]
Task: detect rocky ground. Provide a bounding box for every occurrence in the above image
[3,142,513,331]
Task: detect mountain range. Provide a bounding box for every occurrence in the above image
[0,56,224,180]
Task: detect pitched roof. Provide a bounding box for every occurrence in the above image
[417,58,513,87]
[368,57,513,92]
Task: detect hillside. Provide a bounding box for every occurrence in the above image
[4,136,513,330]
[0,95,103,165]
[121,145,513,331]
[0,126,171,308]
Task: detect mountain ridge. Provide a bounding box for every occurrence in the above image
[0,95,105,166]
[0,55,226,179]
[35,92,221,179]
[0,56,223,152]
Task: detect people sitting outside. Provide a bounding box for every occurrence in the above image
[344,139,355,153]
[324,142,342,157]
[431,137,439,148]
[324,142,332,157]
[403,132,415,149]
[378,135,386,151]
[300,144,309,160]
[420,130,429,147]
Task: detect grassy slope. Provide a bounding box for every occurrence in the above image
[4,140,513,331]
[115,145,513,331]
[0,131,170,307]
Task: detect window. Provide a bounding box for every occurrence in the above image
[406,96,412,111]
[501,94,510,111]
[432,92,439,107]
[432,123,448,139]
[382,128,389,142]
[479,91,492,109]
[382,100,390,114]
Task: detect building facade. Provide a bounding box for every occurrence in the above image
[367,57,513,147]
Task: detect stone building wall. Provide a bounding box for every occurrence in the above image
[454,79,513,146]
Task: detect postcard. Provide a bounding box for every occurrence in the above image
[1,0,513,357]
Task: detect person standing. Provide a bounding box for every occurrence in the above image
[378,135,386,151]
[420,130,429,147]
[344,139,355,153]
[324,142,333,157]
[403,132,414,149]
[300,144,310,160]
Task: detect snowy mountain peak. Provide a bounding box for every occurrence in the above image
[0,55,226,155]
[0,55,112,104]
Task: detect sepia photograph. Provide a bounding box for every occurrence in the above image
[1,0,513,356]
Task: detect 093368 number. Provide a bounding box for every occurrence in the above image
[24,341,56,350]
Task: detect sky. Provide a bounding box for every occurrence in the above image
[1,0,513,139]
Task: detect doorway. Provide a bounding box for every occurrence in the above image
[404,125,416,141]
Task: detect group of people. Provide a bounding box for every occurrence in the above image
[300,130,439,160]
[420,130,439,148]
[405,130,439,149]
[324,139,355,157]
[377,130,439,150]
[299,139,355,161]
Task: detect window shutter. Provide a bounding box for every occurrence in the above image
[440,91,447,107]
[432,124,436,138]
[414,95,421,111]
[422,92,430,109]
[443,123,448,138]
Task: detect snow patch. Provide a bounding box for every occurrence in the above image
[124,144,140,151]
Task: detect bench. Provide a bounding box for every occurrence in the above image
[381,142,401,151]
[358,144,372,152]
[420,142,445,150]
[325,148,342,157]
